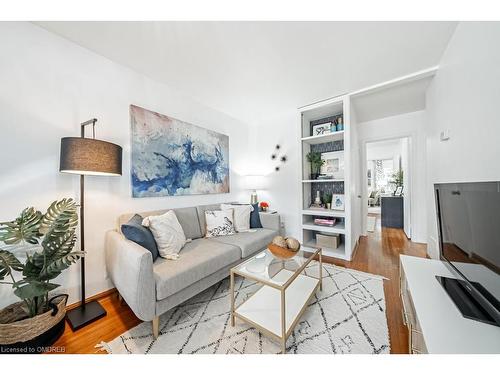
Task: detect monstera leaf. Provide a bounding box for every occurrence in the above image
[0,207,42,245]
[40,199,77,234]
[0,249,23,280]
[13,281,60,300]
[41,229,77,261]
[24,224,80,280]
[40,251,84,280]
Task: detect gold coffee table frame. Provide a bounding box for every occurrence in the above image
[230,246,322,354]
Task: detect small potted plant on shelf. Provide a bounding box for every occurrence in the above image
[322,192,333,209]
[259,202,269,212]
[0,198,83,353]
[306,151,325,180]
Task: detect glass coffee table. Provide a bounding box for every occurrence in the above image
[230,245,322,353]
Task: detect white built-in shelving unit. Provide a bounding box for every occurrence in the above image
[299,96,354,260]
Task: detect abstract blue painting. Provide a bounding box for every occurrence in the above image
[130,105,230,197]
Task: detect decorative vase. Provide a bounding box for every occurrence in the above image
[336,117,344,131]
[326,203,331,209]
[0,294,68,353]
[314,191,322,205]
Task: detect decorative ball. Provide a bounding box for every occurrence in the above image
[272,236,287,248]
[285,237,301,251]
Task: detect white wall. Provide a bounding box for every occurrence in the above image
[425,22,500,258]
[0,22,250,308]
[246,110,301,238]
[358,110,427,243]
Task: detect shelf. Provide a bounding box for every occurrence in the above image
[304,241,348,260]
[301,130,344,145]
[302,209,345,217]
[235,269,319,337]
[302,222,346,234]
[302,179,344,183]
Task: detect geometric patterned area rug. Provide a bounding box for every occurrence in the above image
[99,262,390,354]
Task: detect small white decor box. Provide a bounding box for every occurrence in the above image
[332,194,345,210]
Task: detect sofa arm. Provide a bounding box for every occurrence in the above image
[105,230,156,321]
[259,212,281,232]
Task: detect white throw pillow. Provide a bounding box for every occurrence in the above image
[220,204,253,232]
[142,210,186,260]
[205,209,236,237]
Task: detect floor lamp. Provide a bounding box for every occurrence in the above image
[59,118,122,330]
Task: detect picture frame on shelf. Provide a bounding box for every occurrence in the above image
[311,122,331,136]
[320,151,344,179]
[394,186,403,196]
[332,194,345,210]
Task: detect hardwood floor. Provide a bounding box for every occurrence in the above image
[52,215,426,354]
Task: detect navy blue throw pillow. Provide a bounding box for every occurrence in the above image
[250,203,263,228]
[121,214,159,261]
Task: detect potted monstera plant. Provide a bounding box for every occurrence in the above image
[0,198,83,352]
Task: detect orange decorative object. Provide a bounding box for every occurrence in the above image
[268,243,296,259]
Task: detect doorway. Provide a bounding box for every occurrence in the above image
[364,137,411,238]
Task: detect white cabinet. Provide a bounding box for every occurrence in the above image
[399,255,500,353]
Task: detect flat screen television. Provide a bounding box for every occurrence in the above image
[435,181,500,326]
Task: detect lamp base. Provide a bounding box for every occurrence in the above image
[250,191,258,205]
[66,300,107,331]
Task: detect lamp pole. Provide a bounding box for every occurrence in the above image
[63,118,113,331]
[77,118,96,308]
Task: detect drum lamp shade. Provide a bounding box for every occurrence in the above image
[59,137,122,176]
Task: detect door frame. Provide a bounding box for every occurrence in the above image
[361,133,415,238]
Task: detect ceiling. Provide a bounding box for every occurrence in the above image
[36,21,457,125]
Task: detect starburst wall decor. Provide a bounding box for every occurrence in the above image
[270,144,287,172]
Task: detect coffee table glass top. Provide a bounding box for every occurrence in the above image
[233,245,320,287]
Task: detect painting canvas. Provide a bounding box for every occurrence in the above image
[130,105,230,197]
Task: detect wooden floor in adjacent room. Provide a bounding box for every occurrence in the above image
[52,214,426,354]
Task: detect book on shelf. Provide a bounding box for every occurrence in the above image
[314,218,336,226]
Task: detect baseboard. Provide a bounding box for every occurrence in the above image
[66,288,117,311]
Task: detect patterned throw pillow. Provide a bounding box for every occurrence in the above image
[205,209,236,237]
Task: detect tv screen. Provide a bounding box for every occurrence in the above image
[435,181,500,325]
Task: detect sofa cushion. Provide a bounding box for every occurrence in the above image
[121,214,159,261]
[250,203,263,228]
[209,228,277,258]
[153,238,240,300]
[196,204,226,236]
[142,210,186,260]
[205,209,236,237]
[173,207,202,239]
[221,204,253,232]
